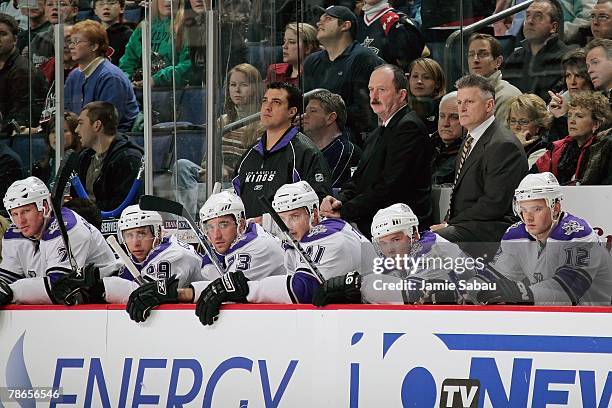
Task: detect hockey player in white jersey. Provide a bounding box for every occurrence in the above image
[0,177,118,305]
[51,205,204,308]
[312,203,480,306]
[474,173,612,305]
[126,191,286,322]
[193,181,377,325]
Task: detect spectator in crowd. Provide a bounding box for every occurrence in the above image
[303,89,362,190]
[0,214,9,260]
[406,57,445,135]
[64,20,139,132]
[0,13,46,131]
[0,141,23,217]
[17,0,54,69]
[590,0,612,40]
[548,48,594,140]
[44,0,77,24]
[119,0,192,88]
[232,82,331,219]
[503,0,575,102]
[266,22,319,87]
[33,112,81,185]
[0,0,28,30]
[74,101,143,211]
[184,0,247,87]
[586,37,612,96]
[93,0,133,66]
[431,74,527,257]
[507,94,553,167]
[533,91,611,184]
[321,64,433,237]
[38,24,75,85]
[432,91,463,186]
[303,5,382,145]
[356,0,425,72]
[467,33,522,125]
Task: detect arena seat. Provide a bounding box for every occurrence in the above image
[9,134,48,176]
[246,42,282,79]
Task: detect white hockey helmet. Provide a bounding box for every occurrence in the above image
[272,181,319,218]
[513,172,563,219]
[117,205,164,244]
[371,203,419,240]
[199,190,245,230]
[3,177,51,221]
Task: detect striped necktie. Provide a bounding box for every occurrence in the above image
[446,134,474,221]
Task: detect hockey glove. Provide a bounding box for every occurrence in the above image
[51,264,105,305]
[126,275,180,323]
[312,271,362,307]
[476,278,534,305]
[418,279,463,305]
[195,271,249,326]
[0,280,13,306]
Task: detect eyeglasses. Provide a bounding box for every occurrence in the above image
[202,220,236,233]
[591,14,611,23]
[96,0,120,6]
[66,38,90,47]
[508,118,532,127]
[467,50,492,60]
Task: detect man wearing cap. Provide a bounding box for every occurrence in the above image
[304,5,383,145]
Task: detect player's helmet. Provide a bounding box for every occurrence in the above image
[513,172,563,220]
[272,181,319,223]
[117,205,164,245]
[371,203,419,240]
[199,190,246,232]
[3,177,51,222]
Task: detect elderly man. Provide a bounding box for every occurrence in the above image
[432,91,464,185]
[431,74,528,258]
[321,64,433,237]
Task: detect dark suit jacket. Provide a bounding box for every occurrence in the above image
[448,118,528,242]
[338,105,434,236]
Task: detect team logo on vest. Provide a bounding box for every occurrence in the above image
[561,220,584,236]
[362,37,380,55]
[245,170,276,183]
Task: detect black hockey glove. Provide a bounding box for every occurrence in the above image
[126,275,179,323]
[195,271,250,326]
[312,271,362,307]
[476,278,534,305]
[0,280,13,306]
[51,264,105,305]
[417,279,463,305]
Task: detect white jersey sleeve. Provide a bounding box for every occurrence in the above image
[0,226,34,283]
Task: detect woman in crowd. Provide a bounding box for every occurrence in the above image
[265,22,319,87]
[547,49,595,141]
[406,57,446,135]
[119,0,192,88]
[533,92,611,185]
[506,94,553,168]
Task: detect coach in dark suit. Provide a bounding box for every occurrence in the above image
[431,74,528,255]
[321,64,434,237]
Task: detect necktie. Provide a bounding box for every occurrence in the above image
[446,135,474,221]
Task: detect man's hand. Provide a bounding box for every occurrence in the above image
[51,264,105,305]
[126,276,180,322]
[0,280,13,306]
[430,222,448,232]
[195,271,249,325]
[320,196,342,218]
[477,277,534,305]
[312,271,362,306]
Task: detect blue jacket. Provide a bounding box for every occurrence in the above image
[64,59,139,132]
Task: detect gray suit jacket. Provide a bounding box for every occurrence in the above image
[448,118,528,242]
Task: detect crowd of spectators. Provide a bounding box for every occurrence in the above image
[0,0,611,240]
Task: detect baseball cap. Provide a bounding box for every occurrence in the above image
[323,5,358,38]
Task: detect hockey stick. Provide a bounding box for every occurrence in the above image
[50,150,80,274]
[106,236,146,286]
[258,195,325,284]
[139,195,225,277]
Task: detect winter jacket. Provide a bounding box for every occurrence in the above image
[534,135,596,185]
[107,22,134,66]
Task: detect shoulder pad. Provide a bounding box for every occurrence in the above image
[550,213,592,241]
[3,225,24,240]
[42,208,78,241]
[502,221,533,241]
[227,223,259,254]
[410,230,437,257]
[301,219,346,243]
